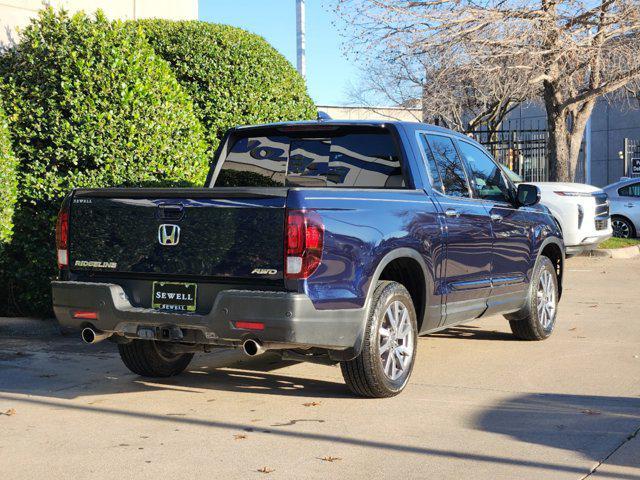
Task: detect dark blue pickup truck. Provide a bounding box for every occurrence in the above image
[52,121,564,397]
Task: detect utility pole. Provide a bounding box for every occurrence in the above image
[296,0,306,79]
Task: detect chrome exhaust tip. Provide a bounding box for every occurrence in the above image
[81,327,112,344]
[242,339,265,356]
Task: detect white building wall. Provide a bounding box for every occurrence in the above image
[317,105,422,122]
[0,0,198,45]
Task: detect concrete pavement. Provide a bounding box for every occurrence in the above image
[0,255,639,479]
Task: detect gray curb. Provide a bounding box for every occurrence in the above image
[587,245,640,259]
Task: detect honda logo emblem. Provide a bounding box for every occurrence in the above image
[158,224,180,246]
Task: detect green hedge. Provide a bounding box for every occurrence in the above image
[0,9,208,316]
[134,20,317,152]
[0,97,17,245]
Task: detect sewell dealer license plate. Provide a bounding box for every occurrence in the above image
[152,282,197,312]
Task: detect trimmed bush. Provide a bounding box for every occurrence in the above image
[0,9,209,316]
[0,97,17,245]
[134,20,317,152]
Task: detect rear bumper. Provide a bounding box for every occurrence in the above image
[52,281,365,350]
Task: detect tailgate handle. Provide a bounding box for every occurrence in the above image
[157,203,185,221]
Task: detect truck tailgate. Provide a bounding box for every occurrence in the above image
[69,188,287,282]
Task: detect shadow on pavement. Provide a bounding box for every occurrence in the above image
[1,329,639,477]
[427,325,516,341]
[0,334,351,399]
[474,393,640,471]
[0,392,638,479]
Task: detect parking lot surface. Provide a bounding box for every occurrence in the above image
[1,255,639,479]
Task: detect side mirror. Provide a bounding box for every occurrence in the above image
[516,184,541,206]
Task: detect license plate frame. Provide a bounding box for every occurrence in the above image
[151,281,197,312]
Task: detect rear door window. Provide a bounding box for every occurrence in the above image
[216,131,405,188]
[619,183,640,197]
[418,134,443,192]
[423,134,470,198]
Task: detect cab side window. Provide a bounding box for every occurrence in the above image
[457,141,511,202]
[418,134,443,193]
[619,183,640,197]
[424,134,470,198]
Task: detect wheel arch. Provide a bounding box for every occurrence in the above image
[330,248,432,363]
[537,237,564,298]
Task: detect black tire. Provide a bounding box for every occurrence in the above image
[611,216,635,238]
[118,340,193,377]
[340,281,418,398]
[505,256,558,340]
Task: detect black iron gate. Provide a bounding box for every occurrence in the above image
[470,128,549,182]
[624,138,640,178]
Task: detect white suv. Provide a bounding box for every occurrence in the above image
[504,170,612,255]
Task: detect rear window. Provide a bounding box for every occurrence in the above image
[214,131,405,188]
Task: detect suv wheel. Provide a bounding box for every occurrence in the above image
[612,216,635,238]
[118,340,194,377]
[505,256,558,340]
[340,281,418,398]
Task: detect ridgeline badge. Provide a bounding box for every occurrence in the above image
[74,260,117,269]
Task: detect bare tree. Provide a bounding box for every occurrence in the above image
[348,43,531,135]
[336,0,640,182]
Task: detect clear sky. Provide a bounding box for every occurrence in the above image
[198,0,357,105]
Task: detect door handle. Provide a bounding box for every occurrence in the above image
[444,208,460,218]
[627,203,635,208]
[490,214,503,222]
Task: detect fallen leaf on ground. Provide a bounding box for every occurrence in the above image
[234,434,247,440]
[303,401,321,407]
[1,408,16,416]
[568,327,577,331]
[589,304,599,308]
[581,409,601,415]
[271,419,325,427]
[257,467,275,474]
[319,456,342,462]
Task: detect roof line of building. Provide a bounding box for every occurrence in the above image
[317,104,422,112]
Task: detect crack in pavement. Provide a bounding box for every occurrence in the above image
[580,423,640,479]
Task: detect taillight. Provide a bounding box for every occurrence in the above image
[55,206,69,269]
[285,210,324,279]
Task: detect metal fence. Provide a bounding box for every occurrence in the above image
[624,138,640,178]
[470,127,549,182]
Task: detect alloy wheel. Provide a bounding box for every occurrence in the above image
[536,269,556,330]
[379,300,414,380]
[612,219,631,238]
